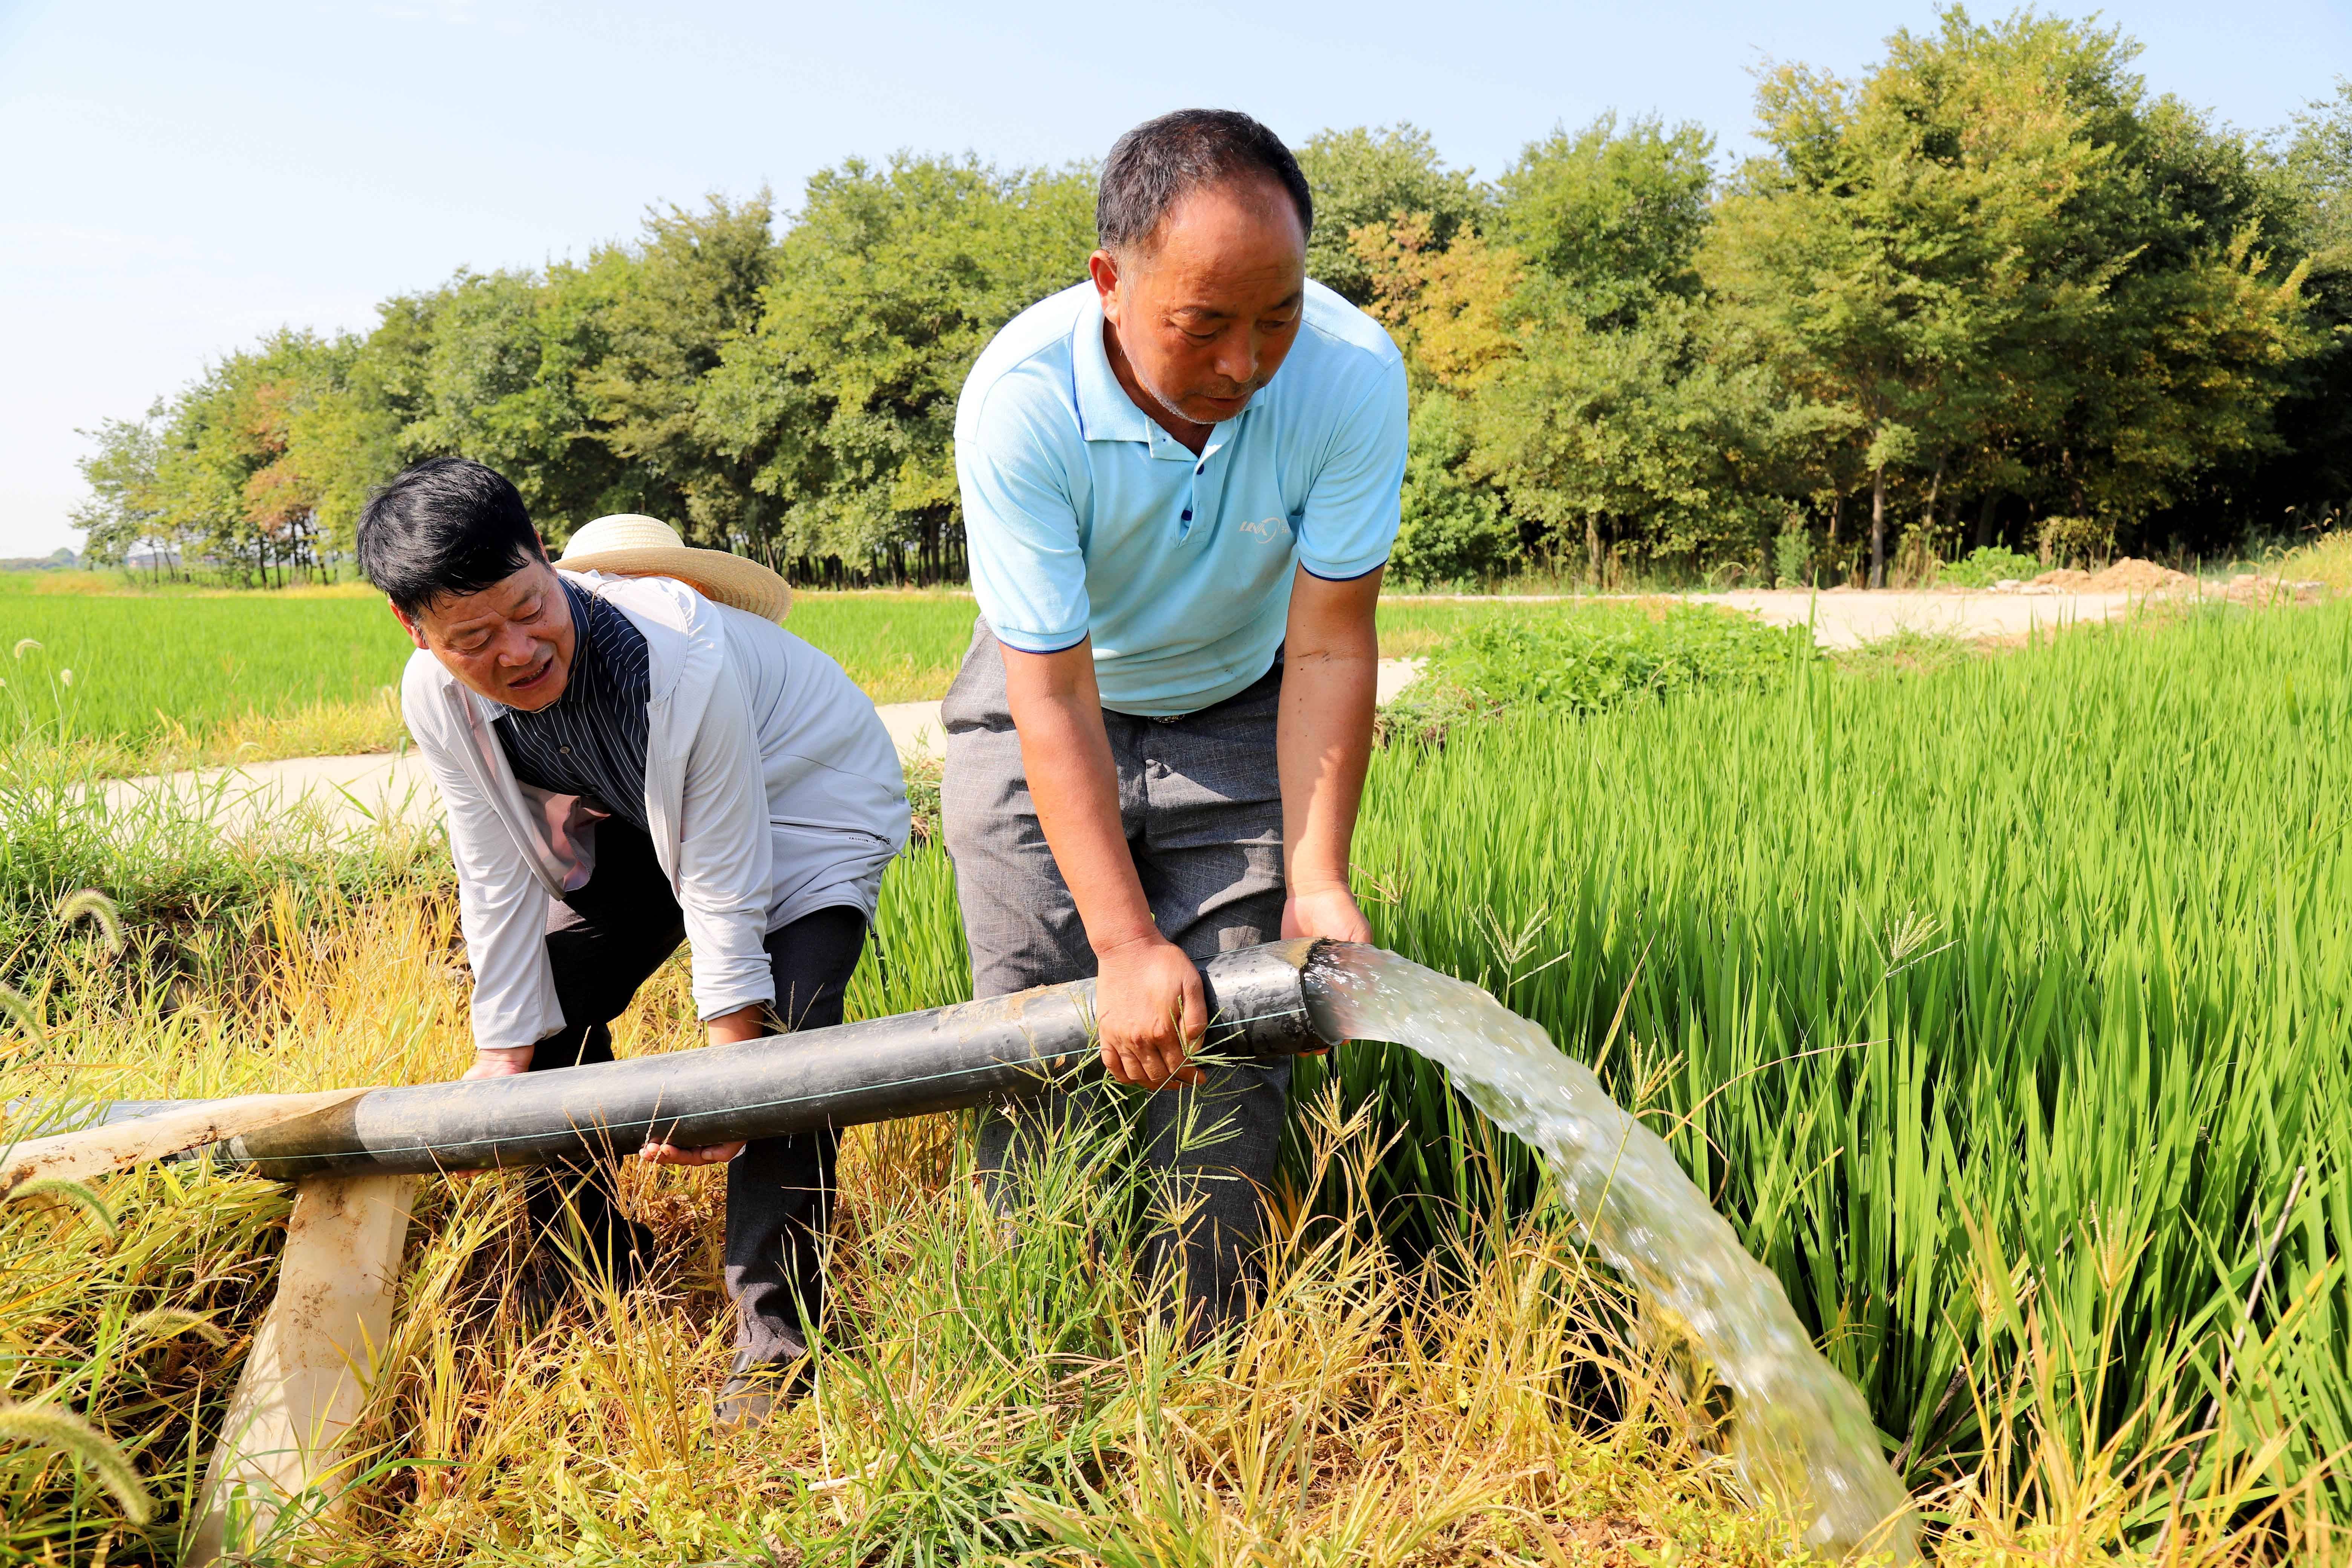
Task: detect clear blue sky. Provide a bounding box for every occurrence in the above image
[3,0,2345,556]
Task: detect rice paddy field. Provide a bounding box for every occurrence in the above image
[2,586,2349,1563]
[0,569,1639,773]
[0,576,985,770]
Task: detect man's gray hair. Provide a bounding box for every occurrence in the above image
[1097,109,1314,256]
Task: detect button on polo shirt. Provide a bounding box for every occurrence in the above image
[955,278,1408,718]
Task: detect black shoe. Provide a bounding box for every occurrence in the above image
[714,1358,815,1431]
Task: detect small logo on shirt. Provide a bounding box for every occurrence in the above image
[1238,516,1284,542]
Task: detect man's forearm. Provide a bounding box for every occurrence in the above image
[1009,686,1159,952]
[1277,623,1378,893]
[1000,637,1204,1089]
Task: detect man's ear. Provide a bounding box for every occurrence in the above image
[389,599,428,652]
[1087,248,1121,318]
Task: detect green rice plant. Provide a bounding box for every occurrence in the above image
[1373,593,1595,658]
[1308,603,2352,1539]
[782,590,978,704]
[0,585,983,769]
[5,593,2348,1558]
[0,597,412,751]
[1427,603,1812,714]
[846,842,970,1021]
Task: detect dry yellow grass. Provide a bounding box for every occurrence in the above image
[2278,531,2352,593]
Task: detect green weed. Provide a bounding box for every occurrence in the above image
[1937,546,2044,588]
[1381,601,1813,742]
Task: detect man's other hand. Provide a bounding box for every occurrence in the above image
[1282,884,1373,945]
[639,1137,746,1167]
[462,1046,533,1079]
[632,1003,767,1164]
[1094,934,1206,1089]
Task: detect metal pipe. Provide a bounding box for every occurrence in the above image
[71,939,1337,1181]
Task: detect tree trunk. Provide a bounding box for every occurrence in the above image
[1974,491,1995,553]
[1869,466,1888,590]
[1585,514,1602,586]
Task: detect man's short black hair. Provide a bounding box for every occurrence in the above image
[1097,109,1313,256]
[357,458,545,617]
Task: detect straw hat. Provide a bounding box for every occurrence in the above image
[555,514,791,623]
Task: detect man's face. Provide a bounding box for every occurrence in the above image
[392,554,576,711]
[1091,176,1307,430]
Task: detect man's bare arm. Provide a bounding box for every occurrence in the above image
[1278,564,1382,946]
[1003,640,1204,1088]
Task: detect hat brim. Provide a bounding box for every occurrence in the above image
[555,545,792,623]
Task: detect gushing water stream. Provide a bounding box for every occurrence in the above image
[1305,946,1919,1563]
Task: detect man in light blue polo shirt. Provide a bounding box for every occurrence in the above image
[941,108,1406,1327]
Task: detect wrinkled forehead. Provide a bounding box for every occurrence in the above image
[1130,192,1306,319]
[1132,177,1305,274]
[419,561,556,637]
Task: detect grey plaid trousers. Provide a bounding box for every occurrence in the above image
[939,620,1290,1326]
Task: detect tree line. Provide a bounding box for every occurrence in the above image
[74,9,2352,589]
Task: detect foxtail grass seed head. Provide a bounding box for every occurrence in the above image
[54,888,124,954]
[0,1403,155,1524]
[6,1179,119,1243]
[12,637,39,660]
[128,1306,228,1346]
[0,984,43,1045]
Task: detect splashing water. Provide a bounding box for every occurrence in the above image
[1305,945,1919,1563]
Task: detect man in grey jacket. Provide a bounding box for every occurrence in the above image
[360,458,907,1424]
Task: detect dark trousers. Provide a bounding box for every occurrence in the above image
[940,621,1290,1328]
[533,818,867,1370]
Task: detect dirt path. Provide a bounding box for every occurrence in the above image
[97,660,1432,839]
[1698,588,2154,649]
[104,575,2295,838]
[92,586,2226,841]
[1383,586,2189,650]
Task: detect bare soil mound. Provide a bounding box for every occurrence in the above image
[2028,558,2195,594]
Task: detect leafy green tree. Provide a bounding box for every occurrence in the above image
[1390,391,1516,584]
[1704,8,2312,582]
[71,39,2340,593]
[399,269,632,534]
[700,155,1095,580]
[1496,112,1714,326]
[1294,124,1487,304]
[1470,301,1788,578]
[574,193,779,547]
[2291,80,2352,255]
[149,332,358,585]
[70,403,171,572]
[2238,78,2352,531]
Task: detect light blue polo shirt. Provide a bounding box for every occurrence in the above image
[954,278,1407,718]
